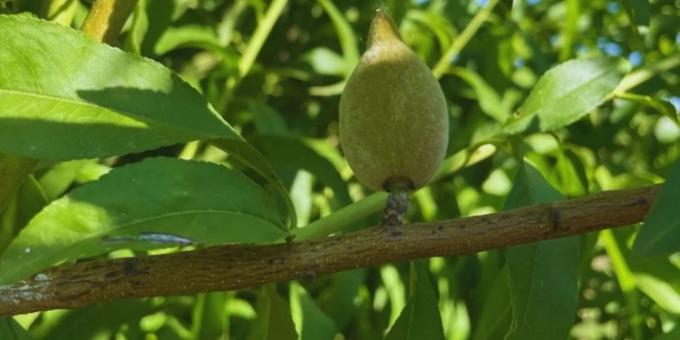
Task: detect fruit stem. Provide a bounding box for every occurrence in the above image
[382,188,409,235]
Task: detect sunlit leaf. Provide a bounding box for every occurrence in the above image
[504,58,628,134]
[0,158,287,284]
[0,14,295,227]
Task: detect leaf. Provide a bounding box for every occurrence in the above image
[192,292,230,339]
[248,285,298,340]
[0,157,287,284]
[385,261,445,340]
[0,15,294,222]
[290,282,337,340]
[504,162,580,340]
[629,256,680,314]
[471,268,512,340]
[504,57,628,134]
[154,25,222,55]
[316,0,359,71]
[318,269,366,330]
[0,318,31,340]
[0,15,295,227]
[633,160,680,256]
[450,67,510,122]
[123,0,149,55]
[304,47,349,76]
[38,160,110,200]
[635,273,680,313]
[29,300,157,339]
[0,14,236,160]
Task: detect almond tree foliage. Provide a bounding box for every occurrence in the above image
[0,0,679,339]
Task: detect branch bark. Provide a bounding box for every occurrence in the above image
[0,185,658,316]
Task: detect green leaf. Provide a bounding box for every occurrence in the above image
[0,15,295,227]
[0,318,31,340]
[38,160,110,200]
[450,67,510,122]
[504,57,628,134]
[304,47,349,76]
[192,292,230,340]
[504,162,580,340]
[154,25,222,55]
[290,282,337,340]
[318,269,366,330]
[29,300,157,339]
[248,285,298,340]
[633,160,680,256]
[385,262,445,340]
[0,14,236,160]
[471,268,512,340]
[0,157,287,284]
[123,0,149,55]
[316,0,359,72]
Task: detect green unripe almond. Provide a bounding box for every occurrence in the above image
[339,10,449,192]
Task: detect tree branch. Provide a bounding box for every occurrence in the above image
[0,185,658,316]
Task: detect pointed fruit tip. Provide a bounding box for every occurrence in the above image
[368,9,401,47]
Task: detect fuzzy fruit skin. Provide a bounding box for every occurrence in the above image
[339,10,449,192]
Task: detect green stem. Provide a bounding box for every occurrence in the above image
[600,229,643,340]
[81,0,139,44]
[432,0,500,79]
[293,143,499,241]
[615,53,680,94]
[293,192,387,241]
[45,0,77,26]
[217,0,288,112]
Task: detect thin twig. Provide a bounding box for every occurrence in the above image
[0,185,658,316]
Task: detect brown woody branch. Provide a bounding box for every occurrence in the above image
[0,185,659,316]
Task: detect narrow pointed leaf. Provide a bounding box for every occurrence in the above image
[385,262,445,340]
[0,158,286,284]
[633,160,680,256]
[504,162,580,340]
[504,58,628,134]
[248,286,298,340]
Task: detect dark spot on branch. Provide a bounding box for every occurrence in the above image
[458,224,466,229]
[104,271,119,279]
[436,225,444,231]
[549,207,560,229]
[631,197,648,207]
